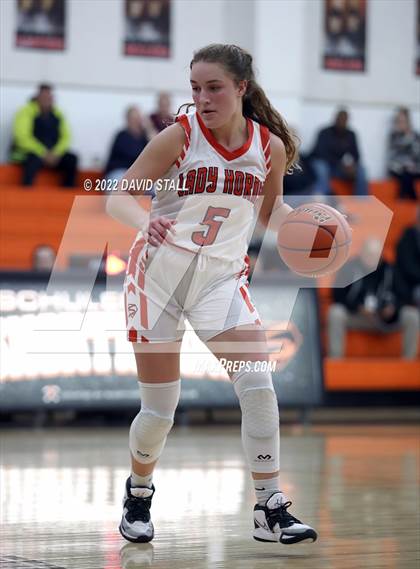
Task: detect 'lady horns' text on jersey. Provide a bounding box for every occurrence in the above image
[177,167,264,201]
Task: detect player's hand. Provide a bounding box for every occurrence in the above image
[380,304,396,320]
[44,152,59,167]
[342,164,356,179]
[147,216,177,246]
[359,306,376,320]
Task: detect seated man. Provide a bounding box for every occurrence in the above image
[310,108,368,196]
[328,238,419,360]
[104,106,154,184]
[32,244,56,274]
[394,208,420,311]
[11,84,78,187]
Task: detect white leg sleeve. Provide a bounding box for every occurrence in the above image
[232,363,280,473]
[129,380,181,464]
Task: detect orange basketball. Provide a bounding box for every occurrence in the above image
[277,203,352,277]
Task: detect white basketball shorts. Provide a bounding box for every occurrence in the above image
[124,234,262,344]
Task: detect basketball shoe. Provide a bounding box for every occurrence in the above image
[253,492,317,544]
[119,477,155,543]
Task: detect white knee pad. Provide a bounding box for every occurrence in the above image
[232,363,280,473]
[129,380,181,464]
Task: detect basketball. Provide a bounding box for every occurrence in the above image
[277,203,352,277]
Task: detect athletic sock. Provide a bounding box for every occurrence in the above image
[254,477,282,506]
[131,472,153,489]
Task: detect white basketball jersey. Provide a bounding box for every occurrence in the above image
[149,109,271,262]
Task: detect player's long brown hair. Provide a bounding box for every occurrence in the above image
[178,44,299,173]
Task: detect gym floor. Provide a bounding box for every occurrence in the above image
[1,423,418,569]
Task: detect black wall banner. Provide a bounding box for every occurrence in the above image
[323,0,367,72]
[124,0,170,58]
[0,273,323,412]
[16,0,66,51]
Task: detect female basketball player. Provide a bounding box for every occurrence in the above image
[106,44,318,546]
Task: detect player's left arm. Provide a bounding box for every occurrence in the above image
[257,133,293,230]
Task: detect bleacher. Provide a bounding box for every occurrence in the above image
[1,164,419,391]
[0,164,151,270]
[320,179,420,390]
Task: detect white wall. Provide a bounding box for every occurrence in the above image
[1,0,419,175]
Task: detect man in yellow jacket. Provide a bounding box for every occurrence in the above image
[11,84,78,187]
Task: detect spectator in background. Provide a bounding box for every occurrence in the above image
[11,84,78,187]
[104,106,155,186]
[149,92,172,132]
[32,244,56,273]
[283,153,316,196]
[328,238,419,360]
[310,108,368,196]
[387,107,420,200]
[282,127,317,197]
[394,208,420,311]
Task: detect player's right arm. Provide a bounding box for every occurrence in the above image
[106,122,185,243]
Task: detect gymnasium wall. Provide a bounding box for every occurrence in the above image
[1,0,419,175]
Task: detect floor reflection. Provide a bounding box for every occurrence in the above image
[0,425,418,569]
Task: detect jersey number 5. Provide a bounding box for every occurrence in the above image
[191,206,231,246]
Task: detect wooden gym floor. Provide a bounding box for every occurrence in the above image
[0,424,419,569]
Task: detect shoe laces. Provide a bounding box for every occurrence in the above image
[267,500,302,530]
[125,495,151,523]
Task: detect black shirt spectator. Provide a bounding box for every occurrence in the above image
[312,123,359,169]
[105,130,148,175]
[328,238,419,359]
[310,109,368,196]
[394,210,420,307]
[333,256,397,323]
[104,106,153,179]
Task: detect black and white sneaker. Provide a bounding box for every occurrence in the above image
[119,477,155,543]
[253,492,317,544]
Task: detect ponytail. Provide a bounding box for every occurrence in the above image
[243,80,299,173]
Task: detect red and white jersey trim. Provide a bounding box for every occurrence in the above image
[259,124,271,176]
[174,114,192,168]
